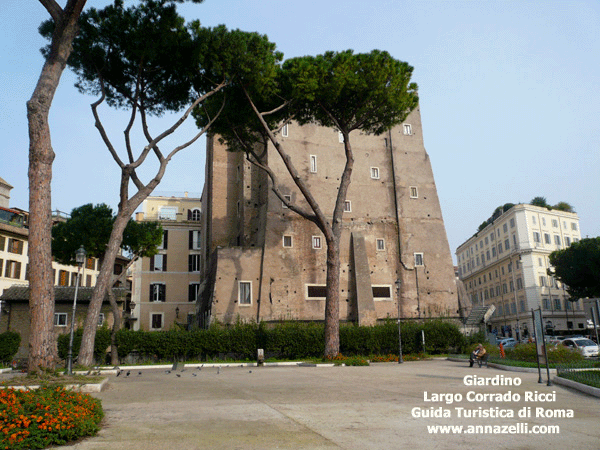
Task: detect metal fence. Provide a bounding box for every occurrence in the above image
[556,362,600,389]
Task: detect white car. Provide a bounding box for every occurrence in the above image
[498,338,518,348]
[561,338,599,357]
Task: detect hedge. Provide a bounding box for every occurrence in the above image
[104,320,464,363]
[0,331,20,364]
[56,327,111,364]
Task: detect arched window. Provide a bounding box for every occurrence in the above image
[187,208,201,221]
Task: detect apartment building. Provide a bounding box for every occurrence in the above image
[199,107,458,326]
[456,203,585,338]
[130,194,202,331]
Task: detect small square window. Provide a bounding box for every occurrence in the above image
[403,124,412,135]
[376,239,385,251]
[54,313,67,327]
[151,313,163,330]
[283,235,293,248]
[370,167,380,179]
[410,186,418,198]
[310,155,317,173]
[344,200,352,212]
[414,252,424,266]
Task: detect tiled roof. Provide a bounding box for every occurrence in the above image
[0,285,127,303]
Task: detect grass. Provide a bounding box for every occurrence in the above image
[1,372,104,389]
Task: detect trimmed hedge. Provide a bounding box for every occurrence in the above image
[0,331,20,364]
[56,328,111,364]
[106,320,464,363]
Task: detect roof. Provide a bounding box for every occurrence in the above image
[0,285,127,303]
[0,177,13,189]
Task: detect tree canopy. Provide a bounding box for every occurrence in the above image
[549,237,600,299]
[52,203,162,265]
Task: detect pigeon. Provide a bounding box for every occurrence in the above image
[249,370,252,373]
[165,370,171,374]
[126,370,131,377]
[176,373,181,378]
[116,370,121,377]
[192,373,197,377]
[217,367,220,375]
[137,371,142,376]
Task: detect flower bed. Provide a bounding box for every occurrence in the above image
[0,387,103,449]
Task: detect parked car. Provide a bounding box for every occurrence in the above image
[561,338,600,357]
[498,338,518,348]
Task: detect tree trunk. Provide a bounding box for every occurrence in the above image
[324,236,341,358]
[108,286,121,366]
[78,208,131,366]
[26,2,87,372]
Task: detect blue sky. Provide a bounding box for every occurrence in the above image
[1,1,599,262]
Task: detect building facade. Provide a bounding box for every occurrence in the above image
[130,194,202,331]
[199,107,458,326]
[456,203,585,339]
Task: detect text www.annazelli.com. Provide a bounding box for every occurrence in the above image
[427,423,560,434]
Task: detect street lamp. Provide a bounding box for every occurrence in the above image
[395,279,403,364]
[67,246,86,375]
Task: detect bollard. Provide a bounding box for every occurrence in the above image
[257,348,264,366]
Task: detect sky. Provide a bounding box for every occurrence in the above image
[1,1,599,263]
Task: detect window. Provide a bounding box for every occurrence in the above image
[306,284,327,299]
[0,236,4,251]
[158,230,168,250]
[492,247,496,257]
[552,219,558,228]
[510,218,515,228]
[86,257,95,270]
[554,298,561,311]
[410,186,418,198]
[490,232,495,241]
[282,195,291,208]
[188,254,201,272]
[544,233,551,244]
[507,262,512,273]
[403,124,412,135]
[7,238,23,255]
[565,236,571,246]
[542,298,550,310]
[158,206,177,220]
[484,237,489,245]
[571,222,577,231]
[542,217,546,226]
[5,261,21,280]
[151,313,163,330]
[57,269,68,286]
[344,200,352,212]
[312,236,322,249]
[376,239,385,251]
[282,123,289,137]
[98,313,105,327]
[486,250,490,261]
[151,254,167,271]
[509,280,514,292]
[532,216,537,225]
[516,278,523,290]
[189,283,200,302]
[189,230,201,250]
[149,283,166,302]
[54,313,67,327]
[533,232,541,243]
[502,283,508,294]
[554,235,561,246]
[504,239,510,251]
[510,303,517,314]
[310,155,317,173]
[414,253,424,266]
[370,167,380,179]
[71,272,78,286]
[372,286,392,300]
[283,235,293,248]
[539,276,546,287]
[187,208,201,221]
[519,300,526,313]
[239,281,252,305]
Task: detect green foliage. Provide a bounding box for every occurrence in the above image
[52,203,162,264]
[57,328,112,364]
[552,201,574,212]
[506,343,584,364]
[530,196,549,208]
[549,237,600,298]
[0,387,103,449]
[0,331,21,364]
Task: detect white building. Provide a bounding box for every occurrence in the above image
[456,203,585,339]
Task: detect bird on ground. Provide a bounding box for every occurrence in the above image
[126,371,131,377]
[192,373,197,377]
[138,371,142,376]
[217,367,220,375]
[165,370,171,374]
[176,373,181,378]
[116,370,122,377]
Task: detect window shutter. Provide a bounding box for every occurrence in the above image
[189,284,194,301]
[161,284,166,301]
[188,255,193,272]
[163,255,167,271]
[187,209,192,220]
[149,284,154,302]
[15,262,21,279]
[189,230,193,250]
[150,256,154,271]
[163,230,168,250]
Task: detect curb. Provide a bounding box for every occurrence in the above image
[0,377,108,393]
[553,376,600,398]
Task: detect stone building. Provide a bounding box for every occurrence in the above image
[130,194,202,331]
[456,203,586,339]
[199,108,457,326]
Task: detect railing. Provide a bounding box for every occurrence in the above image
[556,362,600,388]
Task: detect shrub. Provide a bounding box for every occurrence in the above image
[503,343,584,364]
[0,331,20,364]
[57,328,111,365]
[0,387,103,449]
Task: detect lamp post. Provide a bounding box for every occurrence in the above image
[395,279,403,364]
[67,246,86,375]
